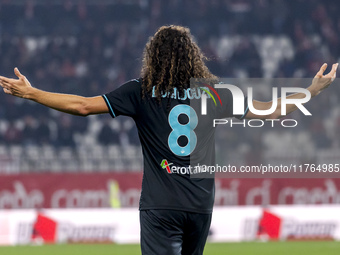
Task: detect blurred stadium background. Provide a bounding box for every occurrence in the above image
[1,0,340,254]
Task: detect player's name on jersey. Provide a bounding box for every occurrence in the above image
[152,86,211,100]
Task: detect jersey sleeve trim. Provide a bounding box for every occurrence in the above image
[240,105,249,120]
[102,94,116,118]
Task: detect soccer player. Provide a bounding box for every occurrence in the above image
[0,25,337,254]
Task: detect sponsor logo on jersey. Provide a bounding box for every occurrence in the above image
[160,159,198,175]
[160,159,173,173]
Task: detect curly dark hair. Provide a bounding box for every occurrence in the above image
[141,25,216,100]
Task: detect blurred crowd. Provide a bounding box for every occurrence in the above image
[0,0,340,170]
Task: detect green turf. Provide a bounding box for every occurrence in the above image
[1,241,340,255]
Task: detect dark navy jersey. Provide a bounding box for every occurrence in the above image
[103,79,248,213]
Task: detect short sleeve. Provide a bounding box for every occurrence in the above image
[216,88,249,120]
[102,79,141,118]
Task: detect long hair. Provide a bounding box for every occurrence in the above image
[141,25,216,100]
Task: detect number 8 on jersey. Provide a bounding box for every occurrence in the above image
[168,105,198,156]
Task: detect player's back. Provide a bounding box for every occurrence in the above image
[103,79,217,214]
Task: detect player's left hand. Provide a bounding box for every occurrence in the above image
[309,63,338,97]
[0,68,32,98]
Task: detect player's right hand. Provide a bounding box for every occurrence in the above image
[0,68,32,98]
[309,63,338,97]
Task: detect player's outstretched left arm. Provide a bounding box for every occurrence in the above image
[245,63,338,119]
[0,68,108,116]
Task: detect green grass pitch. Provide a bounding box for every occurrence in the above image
[1,241,340,255]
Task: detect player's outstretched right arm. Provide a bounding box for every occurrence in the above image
[245,63,338,120]
[0,68,109,116]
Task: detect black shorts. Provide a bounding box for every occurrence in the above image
[140,209,212,255]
